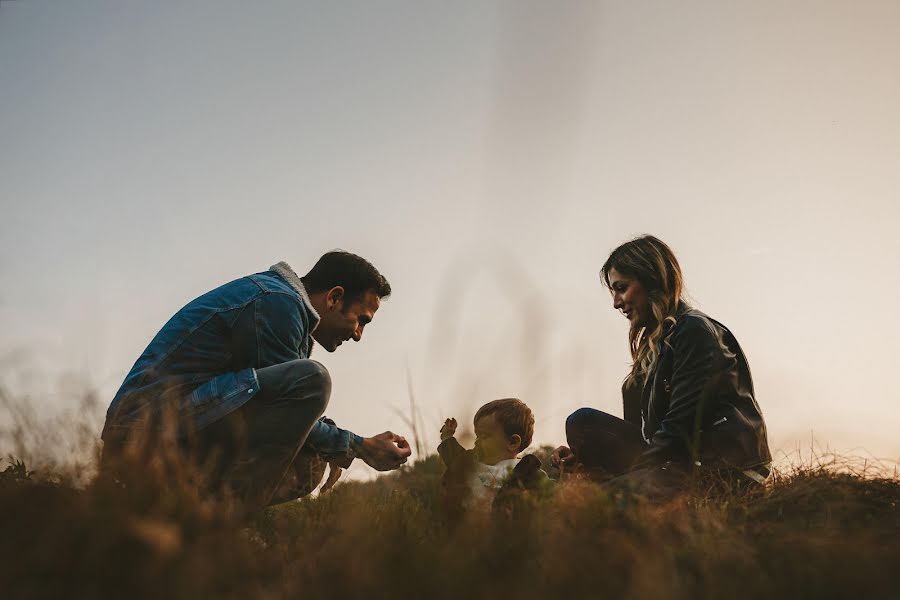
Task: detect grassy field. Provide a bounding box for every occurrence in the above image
[1,441,898,600]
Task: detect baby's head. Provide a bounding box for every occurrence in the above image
[472,398,534,465]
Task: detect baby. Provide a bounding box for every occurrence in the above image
[438,398,547,517]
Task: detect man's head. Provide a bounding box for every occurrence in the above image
[302,251,391,352]
[472,398,534,465]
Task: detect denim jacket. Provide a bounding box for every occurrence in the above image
[102,262,363,462]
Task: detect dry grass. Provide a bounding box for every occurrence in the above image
[1,387,898,599]
[1,438,898,600]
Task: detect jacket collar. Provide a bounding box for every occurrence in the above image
[269,261,320,332]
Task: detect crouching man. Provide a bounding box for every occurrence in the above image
[101,251,411,510]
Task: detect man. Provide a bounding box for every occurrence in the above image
[101,250,411,509]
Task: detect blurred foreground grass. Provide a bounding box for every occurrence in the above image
[1,443,898,600]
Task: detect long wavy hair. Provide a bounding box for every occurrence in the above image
[601,235,689,386]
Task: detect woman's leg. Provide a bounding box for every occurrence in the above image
[565,408,647,477]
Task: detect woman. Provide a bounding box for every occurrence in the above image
[552,235,771,489]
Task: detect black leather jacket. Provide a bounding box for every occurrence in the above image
[623,308,772,471]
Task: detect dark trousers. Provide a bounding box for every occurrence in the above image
[566,408,764,495]
[565,407,648,477]
[196,359,332,509]
[103,359,332,511]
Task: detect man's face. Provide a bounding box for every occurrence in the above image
[312,289,381,352]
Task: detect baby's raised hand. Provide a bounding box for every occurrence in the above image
[440,418,457,440]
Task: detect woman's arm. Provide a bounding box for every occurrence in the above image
[621,379,642,428]
[638,318,726,466]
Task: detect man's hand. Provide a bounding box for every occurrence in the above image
[440,418,457,441]
[357,431,412,471]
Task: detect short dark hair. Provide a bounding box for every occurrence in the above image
[301,250,391,303]
[474,398,534,452]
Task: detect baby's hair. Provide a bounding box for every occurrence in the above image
[474,398,534,452]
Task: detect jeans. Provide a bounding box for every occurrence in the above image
[566,407,766,496]
[102,359,333,511]
[565,407,648,477]
[194,359,332,509]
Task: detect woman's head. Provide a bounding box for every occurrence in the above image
[600,235,685,328]
[601,235,688,382]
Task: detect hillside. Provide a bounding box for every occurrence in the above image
[2,447,898,599]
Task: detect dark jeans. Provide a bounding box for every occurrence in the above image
[565,408,695,497]
[103,359,332,511]
[194,359,332,509]
[565,407,647,477]
[566,408,766,496]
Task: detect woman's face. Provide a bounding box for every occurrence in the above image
[608,268,651,327]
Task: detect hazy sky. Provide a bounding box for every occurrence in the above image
[2,1,899,475]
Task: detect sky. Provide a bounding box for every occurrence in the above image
[2,0,899,478]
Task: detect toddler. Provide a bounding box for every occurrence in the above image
[438,398,546,516]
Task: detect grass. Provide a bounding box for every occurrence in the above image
[1,440,898,600]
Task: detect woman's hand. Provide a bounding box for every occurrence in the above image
[551,445,577,468]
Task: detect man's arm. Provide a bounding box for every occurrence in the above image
[307,419,412,471]
[305,418,365,469]
[230,291,306,368]
[252,292,307,367]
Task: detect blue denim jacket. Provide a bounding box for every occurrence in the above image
[102,262,363,461]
